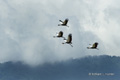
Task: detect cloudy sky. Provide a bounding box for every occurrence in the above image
[0,0,120,66]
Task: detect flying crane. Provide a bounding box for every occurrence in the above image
[87,42,99,50]
[58,18,69,27]
[53,31,65,39]
[62,34,73,47]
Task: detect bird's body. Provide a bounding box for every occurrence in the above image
[87,42,99,50]
[53,31,65,39]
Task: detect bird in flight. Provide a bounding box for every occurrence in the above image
[53,31,65,39]
[87,42,99,50]
[58,18,69,27]
[62,34,73,47]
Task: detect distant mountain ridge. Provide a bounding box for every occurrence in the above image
[0,55,120,80]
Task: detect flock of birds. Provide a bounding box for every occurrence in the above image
[53,18,99,50]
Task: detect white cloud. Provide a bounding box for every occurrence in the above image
[0,0,120,65]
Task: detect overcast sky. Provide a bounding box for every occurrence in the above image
[0,0,120,66]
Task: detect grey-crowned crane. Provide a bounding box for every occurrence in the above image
[58,18,69,27]
[62,34,73,47]
[53,31,65,39]
[87,42,99,50]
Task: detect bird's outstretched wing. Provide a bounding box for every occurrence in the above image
[63,19,68,25]
[59,19,68,25]
[59,20,64,23]
[92,43,96,48]
[92,42,98,48]
[66,34,72,43]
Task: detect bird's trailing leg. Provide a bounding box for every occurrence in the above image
[87,47,99,50]
[62,42,73,47]
[69,43,73,47]
[96,48,99,50]
[58,24,69,27]
[66,25,69,27]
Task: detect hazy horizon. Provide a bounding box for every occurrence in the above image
[0,55,120,80]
